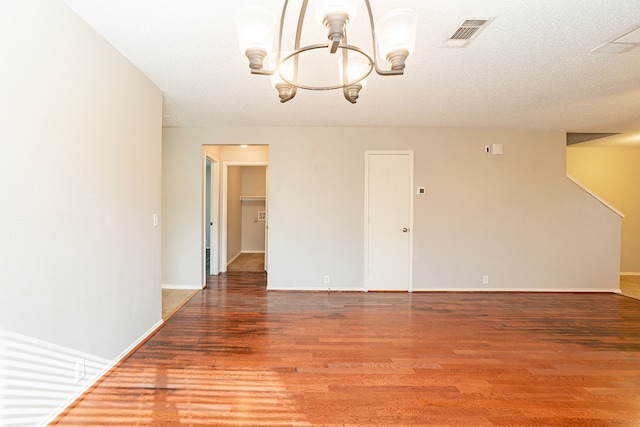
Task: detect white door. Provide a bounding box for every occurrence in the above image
[365,151,413,291]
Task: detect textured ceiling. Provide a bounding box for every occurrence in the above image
[62,0,640,145]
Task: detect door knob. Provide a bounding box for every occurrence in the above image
[402,227,409,232]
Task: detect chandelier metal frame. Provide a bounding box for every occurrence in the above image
[247,0,407,104]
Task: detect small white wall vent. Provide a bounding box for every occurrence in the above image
[445,18,492,48]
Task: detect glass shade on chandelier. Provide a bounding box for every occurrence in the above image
[236,0,418,103]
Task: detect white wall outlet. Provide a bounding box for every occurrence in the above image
[74,358,86,383]
[324,275,330,284]
[482,275,489,285]
[484,145,491,153]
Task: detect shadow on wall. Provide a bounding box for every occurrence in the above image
[0,329,110,426]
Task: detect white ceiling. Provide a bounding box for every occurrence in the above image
[62,0,640,145]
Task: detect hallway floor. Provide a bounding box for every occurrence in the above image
[227,252,264,272]
[620,274,640,300]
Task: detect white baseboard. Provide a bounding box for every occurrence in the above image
[241,250,265,254]
[412,288,621,293]
[162,284,202,290]
[621,272,640,276]
[266,286,621,293]
[267,285,364,292]
[42,320,164,426]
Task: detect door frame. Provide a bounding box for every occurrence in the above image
[203,155,220,282]
[363,150,414,292]
[221,161,269,272]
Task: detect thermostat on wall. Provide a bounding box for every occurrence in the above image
[491,143,504,155]
[484,144,504,155]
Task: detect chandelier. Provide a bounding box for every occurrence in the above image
[236,0,418,103]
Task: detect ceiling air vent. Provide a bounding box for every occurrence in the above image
[445,19,491,48]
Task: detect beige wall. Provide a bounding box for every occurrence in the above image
[162,127,621,292]
[567,147,640,273]
[242,166,267,196]
[241,166,267,253]
[0,1,162,423]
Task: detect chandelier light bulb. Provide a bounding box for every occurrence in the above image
[338,51,369,103]
[338,52,369,88]
[268,53,294,87]
[315,0,358,25]
[316,0,358,53]
[376,9,418,70]
[236,6,276,69]
[268,52,296,100]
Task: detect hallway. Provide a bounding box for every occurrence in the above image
[227,252,264,272]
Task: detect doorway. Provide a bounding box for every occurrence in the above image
[222,163,268,273]
[204,156,219,278]
[364,151,413,291]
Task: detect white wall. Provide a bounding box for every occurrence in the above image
[567,147,640,274]
[162,127,621,293]
[0,1,162,424]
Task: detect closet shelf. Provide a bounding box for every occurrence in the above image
[240,196,266,202]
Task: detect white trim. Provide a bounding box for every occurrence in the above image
[241,250,266,254]
[162,283,203,290]
[265,287,621,293]
[411,288,621,293]
[203,154,220,282]
[567,174,625,218]
[42,320,164,426]
[364,150,414,292]
[267,285,365,292]
[621,272,640,276]
[408,152,414,293]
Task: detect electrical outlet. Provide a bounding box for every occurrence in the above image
[482,276,489,285]
[324,275,330,284]
[74,358,86,383]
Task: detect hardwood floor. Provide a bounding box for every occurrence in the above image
[54,273,640,426]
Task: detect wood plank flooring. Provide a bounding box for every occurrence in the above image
[54,273,640,426]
